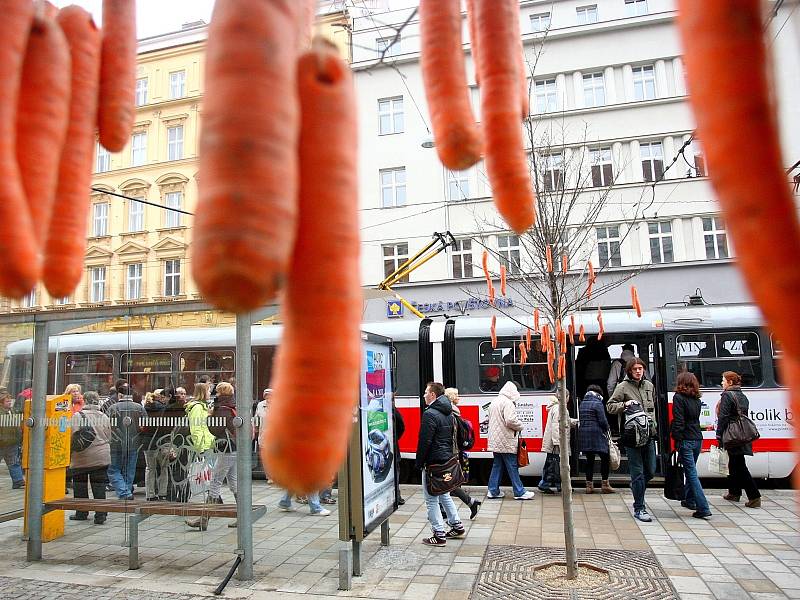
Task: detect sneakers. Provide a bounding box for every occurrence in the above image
[422,535,447,546]
[310,508,331,516]
[469,500,481,520]
[321,497,337,505]
[634,509,653,523]
[445,526,465,539]
[12,480,25,489]
[278,505,294,512]
[486,491,503,499]
[692,511,712,519]
[723,492,741,502]
[514,491,536,500]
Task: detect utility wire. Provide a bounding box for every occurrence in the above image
[93,187,194,216]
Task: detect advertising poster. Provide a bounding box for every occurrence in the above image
[360,342,396,532]
[479,396,545,439]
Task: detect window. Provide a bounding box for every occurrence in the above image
[541,153,564,192]
[180,350,235,394]
[447,169,470,201]
[530,12,551,32]
[632,65,656,101]
[89,266,106,302]
[376,36,401,57]
[128,199,144,232]
[451,238,473,279]
[135,77,148,106]
[497,234,521,275]
[165,192,182,228]
[164,259,181,297]
[383,243,409,282]
[167,125,184,160]
[582,72,606,107]
[624,0,648,16]
[122,352,173,393]
[640,141,664,182]
[380,167,406,208]
[590,147,613,187]
[54,296,71,306]
[576,5,599,24]
[21,289,36,308]
[92,202,108,237]
[479,339,553,392]
[131,132,147,166]
[534,79,558,113]
[64,353,114,396]
[378,96,404,135]
[596,225,621,267]
[676,332,762,388]
[96,143,111,173]
[126,263,143,300]
[703,216,729,259]
[648,221,674,263]
[169,70,186,99]
[771,335,783,386]
[691,139,707,176]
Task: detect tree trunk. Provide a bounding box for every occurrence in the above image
[556,354,578,579]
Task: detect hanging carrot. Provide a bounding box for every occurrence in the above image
[525,327,531,351]
[570,314,576,335]
[568,322,575,345]
[631,285,642,318]
[534,307,540,331]
[557,355,566,380]
[597,307,605,340]
[518,341,528,365]
[488,281,496,306]
[541,323,549,346]
[555,321,562,348]
[560,326,567,351]
[500,264,507,296]
[579,324,586,343]
[490,315,497,349]
[547,350,555,383]
[546,245,553,272]
[562,254,568,273]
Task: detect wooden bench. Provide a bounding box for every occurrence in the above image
[44,497,267,569]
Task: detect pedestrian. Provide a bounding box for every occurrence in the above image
[607,344,636,396]
[671,371,712,518]
[183,383,217,528]
[65,384,84,415]
[255,388,272,482]
[608,358,657,522]
[106,386,145,500]
[160,388,191,503]
[277,489,332,516]
[416,382,465,545]
[102,378,129,414]
[69,391,111,524]
[202,382,239,528]
[0,390,24,489]
[539,392,578,494]
[717,371,762,508]
[141,388,169,500]
[444,388,481,518]
[486,381,535,500]
[579,385,615,494]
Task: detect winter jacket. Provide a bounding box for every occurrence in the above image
[487,382,523,454]
[185,399,215,453]
[0,405,21,448]
[541,396,578,453]
[670,392,703,443]
[607,376,656,419]
[415,395,456,470]
[209,394,237,453]
[106,399,146,450]
[606,350,635,396]
[716,387,753,456]
[578,391,611,454]
[393,405,405,442]
[70,406,111,471]
[140,398,168,450]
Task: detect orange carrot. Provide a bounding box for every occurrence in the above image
[597,307,605,340]
[568,322,575,345]
[570,314,576,335]
[482,249,490,280]
[579,324,586,343]
[500,264,507,296]
[560,327,567,351]
[518,341,527,365]
[262,42,360,494]
[555,321,562,347]
[547,351,555,383]
[631,285,642,318]
[16,12,70,262]
[533,308,540,331]
[587,260,596,300]
[541,323,549,346]
[525,327,531,351]
[562,254,568,273]
[43,6,101,298]
[420,0,482,170]
[557,355,565,380]
[43,1,58,19]
[97,0,136,152]
[488,281,496,306]
[193,0,301,312]
[490,315,497,349]
[546,245,553,272]
[474,0,535,234]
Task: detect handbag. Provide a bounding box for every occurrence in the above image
[607,432,621,471]
[721,394,760,449]
[70,412,96,453]
[517,438,530,467]
[709,444,729,476]
[664,451,685,501]
[425,416,465,496]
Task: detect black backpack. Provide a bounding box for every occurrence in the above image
[454,415,475,451]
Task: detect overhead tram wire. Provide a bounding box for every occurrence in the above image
[92,187,194,216]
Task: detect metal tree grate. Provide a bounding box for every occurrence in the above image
[472,546,679,600]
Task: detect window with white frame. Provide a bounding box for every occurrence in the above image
[648,221,674,263]
[590,147,613,187]
[167,125,184,160]
[378,96,404,135]
[451,238,473,279]
[126,263,143,300]
[135,77,148,106]
[703,216,729,259]
[447,169,470,201]
[691,138,707,176]
[624,0,648,16]
[164,259,181,296]
[54,296,71,305]
[131,132,147,166]
[497,234,521,275]
[92,202,108,237]
[534,79,558,113]
[128,199,144,232]
[169,70,186,99]
[640,141,664,182]
[530,12,551,32]
[21,289,36,308]
[90,266,106,302]
[583,72,606,107]
[632,65,656,100]
[96,142,111,173]
[164,191,182,228]
[382,243,409,282]
[541,153,564,192]
[376,36,401,57]
[576,4,599,24]
[380,167,406,208]
[596,225,622,267]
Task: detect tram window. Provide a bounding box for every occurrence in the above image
[64,353,114,396]
[478,339,553,392]
[771,335,783,386]
[676,332,762,387]
[395,341,418,397]
[121,352,173,394]
[179,350,235,394]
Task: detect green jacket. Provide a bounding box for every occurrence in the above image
[185,400,215,453]
[607,377,656,419]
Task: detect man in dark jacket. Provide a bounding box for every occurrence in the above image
[106,389,145,499]
[415,382,464,546]
[102,379,129,414]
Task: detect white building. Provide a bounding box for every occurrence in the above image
[352,0,800,321]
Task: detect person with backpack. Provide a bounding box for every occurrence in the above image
[607,344,636,396]
[69,391,111,524]
[539,392,578,494]
[444,388,481,519]
[608,358,657,522]
[579,385,615,494]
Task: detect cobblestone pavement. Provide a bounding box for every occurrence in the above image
[0,483,797,599]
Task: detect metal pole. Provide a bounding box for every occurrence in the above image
[380,520,390,546]
[235,313,253,580]
[26,320,49,561]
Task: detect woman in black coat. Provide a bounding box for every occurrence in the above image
[717,371,761,508]
[578,385,614,494]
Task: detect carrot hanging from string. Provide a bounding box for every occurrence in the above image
[500,264,507,296]
[579,324,586,343]
[547,349,555,383]
[557,355,566,380]
[562,254,568,273]
[518,341,528,365]
[597,307,605,340]
[555,321,562,349]
[533,308,540,332]
[632,285,642,317]
[568,321,575,345]
[488,281,496,306]
[490,315,497,349]
[546,245,553,273]
[586,260,596,300]
[560,326,567,351]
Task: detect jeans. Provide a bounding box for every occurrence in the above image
[209,452,237,500]
[584,452,610,482]
[72,467,108,519]
[678,439,709,513]
[279,490,323,513]
[727,453,760,501]
[488,452,526,497]
[626,441,656,511]
[422,471,462,536]
[108,445,139,499]
[143,449,168,499]
[1,445,24,484]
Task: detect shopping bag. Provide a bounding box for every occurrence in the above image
[517,439,530,467]
[664,452,685,501]
[607,432,621,471]
[709,445,729,476]
[188,458,212,497]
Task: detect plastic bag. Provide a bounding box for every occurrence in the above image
[709,445,729,476]
[188,458,212,497]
